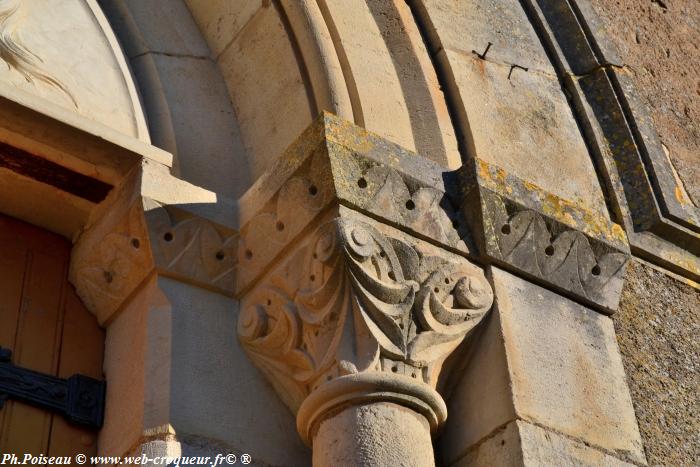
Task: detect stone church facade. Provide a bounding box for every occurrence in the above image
[0,0,697,466]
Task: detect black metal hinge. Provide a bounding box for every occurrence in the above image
[0,347,105,429]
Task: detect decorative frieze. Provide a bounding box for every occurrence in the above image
[461,159,630,313]
[238,214,492,443]
[236,113,630,314]
[145,200,239,294]
[71,195,240,323]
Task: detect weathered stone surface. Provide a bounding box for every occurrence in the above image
[449,420,523,467]
[446,52,607,218]
[418,0,557,76]
[217,4,314,182]
[321,0,460,168]
[100,0,210,59]
[460,159,630,313]
[615,260,700,466]
[508,0,700,283]
[452,420,637,467]
[145,201,238,294]
[185,0,262,58]
[234,113,472,295]
[440,267,646,465]
[494,267,645,464]
[587,0,700,209]
[314,402,435,467]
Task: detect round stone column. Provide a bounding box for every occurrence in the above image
[238,218,494,466]
[313,402,434,466]
[296,372,447,467]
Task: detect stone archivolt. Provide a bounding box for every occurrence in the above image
[238,217,493,442]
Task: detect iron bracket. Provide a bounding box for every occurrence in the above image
[0,347,105,429]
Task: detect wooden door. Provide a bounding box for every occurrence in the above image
[0,213,105,455]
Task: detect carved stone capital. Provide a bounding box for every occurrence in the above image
[237,216,493,443]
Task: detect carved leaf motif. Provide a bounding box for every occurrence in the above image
[146,206,238,290]
[360,166,465,249]
[490,194,629,301]
[238,218,494,412]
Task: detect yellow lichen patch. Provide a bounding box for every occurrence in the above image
[675,185,690,206]
[475,158,629,248]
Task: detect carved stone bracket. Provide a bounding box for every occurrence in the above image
[238,215,493,443]
[70,186,239,324]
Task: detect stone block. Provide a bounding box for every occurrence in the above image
[452,420,637,467]
[496,267,645,463]
[101,0,210,58]
[184,0,262,58]
[419,0,556,75]
[438,300,516,462]
[162,278,311,467]
[446,51,605,218]
[441,267,646,465]
[217,4,314,181]
[130,53,250,199]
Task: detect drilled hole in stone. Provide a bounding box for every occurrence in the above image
[313,253,318,259]
[163,232,173,242]
[310,274,316,282]
[388,271,396,281]
[358,178,368,188]
[444,277,450,284]
[276,221,285,231]
[267,299,272,306]
[215,250,225,261]
[379,251,386,258]
[501,224,511,235]
[308,185,318,196]
[131,238,140,249]
[327,375,332,381]
[314,330,319,337]
[245,249,253,260]
[544,245,555,256]
[591,264,601,276]
[434,287,439,293]
[391,365,398,373]
[103,271,114,283]
[405,200,415,210]
[412,373,417,378]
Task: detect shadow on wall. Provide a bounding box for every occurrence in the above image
[99,0,254,201]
